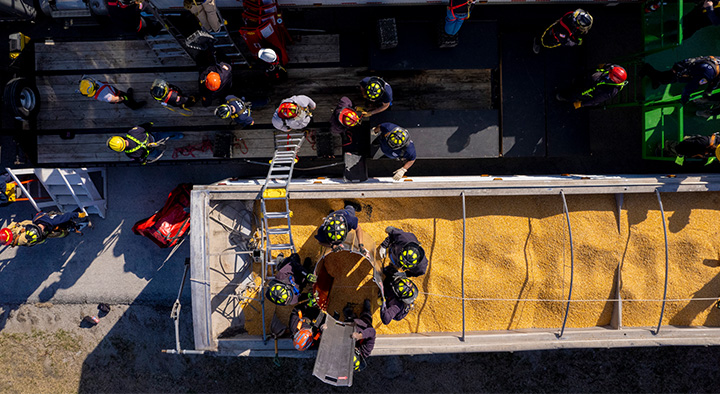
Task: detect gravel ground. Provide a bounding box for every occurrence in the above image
[2,303,720,393]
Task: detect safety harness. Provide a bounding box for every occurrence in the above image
[580,68,628,98]
[124,132,151,159]
[447,0,473,21]
[542,11,582,49]
[92,83,118,101]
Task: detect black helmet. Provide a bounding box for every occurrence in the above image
[398,242,424,270]
[265,280,293,305]
[362,77,385,102]
[573,9,593,30]
[391,275,418,305]
[150,79,169,101]
[23,224,44,246]
[215,104,232,119]
[321,213,347,245]
[386,127,409,150]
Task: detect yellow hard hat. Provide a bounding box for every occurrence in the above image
[107,136,127,152]
[715,145,720,160]
[79,79,97,97]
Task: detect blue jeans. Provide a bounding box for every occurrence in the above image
[445,8,468,36]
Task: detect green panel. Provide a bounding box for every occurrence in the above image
[643,0,683,53]
[643,105,683,161]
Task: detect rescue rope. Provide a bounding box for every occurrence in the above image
[162,105,193,117]
[234,138,249,155]
[172,138,213,158]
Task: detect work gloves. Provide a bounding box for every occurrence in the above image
[378,246,387,259]
[393,167,407,181]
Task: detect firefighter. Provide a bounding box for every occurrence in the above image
[259,48,288,83]
[330,97,362,145]
[272,95,316,132]
[359,76,393,117]
[106,0,161,37]
[665,132,720,159]
[379,226,428,278]
[289,292,324,351]
[445,0,480,36]
[265,253,317,306]
[78,77,145,110]
[642,56,720,104]
[343,299,376,362]
[106,123,183,165]
[0,211,87,247]
[371,123,417,181]
[150,79,196,110]
[533,9,593,54]
[380,267,418,325]
[314,206,360,247]
[215,95,253,128]
[200,62,232,107]
[556,64,629,109]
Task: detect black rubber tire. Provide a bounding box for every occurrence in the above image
[4,77,40,120]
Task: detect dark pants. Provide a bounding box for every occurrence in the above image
[117,89,146,110]
[34,212,78,231]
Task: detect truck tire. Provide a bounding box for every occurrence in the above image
[4,77,39,120]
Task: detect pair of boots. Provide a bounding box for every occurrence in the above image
[343,299,371,322]
[121,88,146,110]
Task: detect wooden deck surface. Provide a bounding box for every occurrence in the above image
[34,38,493,164]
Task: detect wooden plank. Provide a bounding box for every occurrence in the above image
[36,130,335,163]
[34,40,194,71]
[36,68,492,130]
[287,34,340,64]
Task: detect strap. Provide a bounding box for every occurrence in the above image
[92,83,115,100]
[124,132,150,154]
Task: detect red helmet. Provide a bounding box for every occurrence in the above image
[608,66,627,84]
[0,228,13,245]
[204,72,221,91]
[278,102,299,119]
[339,108,360,127]
[293,328,313,351]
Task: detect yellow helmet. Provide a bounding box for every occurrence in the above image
[107,136,127,152]
[79,78,97,97]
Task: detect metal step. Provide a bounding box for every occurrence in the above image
[264,211,291,219]
[268,243,295,250]
[267,228,291,235]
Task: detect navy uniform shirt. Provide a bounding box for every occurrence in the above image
[377,122,417,161]
[380,267,412,325]
[275,253,310,305]
[225,95,254,128]
[124,123,155,163]
[380,228,428,277]
[200,62,232,106]
[314,208,359,245]
[360,77,393,105]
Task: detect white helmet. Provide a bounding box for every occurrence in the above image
[258,48,278,64]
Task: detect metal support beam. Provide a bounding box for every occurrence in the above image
[557,191,574,339]
[654,189,670,335]
[461,191,466,341]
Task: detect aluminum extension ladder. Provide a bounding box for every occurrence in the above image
[210,9,248,67]
[142,1,196,64]
[5,168,106,218]
[258,132,304,341]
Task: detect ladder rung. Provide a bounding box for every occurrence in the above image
[270,166,292,171]
[215,44,233,48]
[269,174,289,179]
[268,243,294,250]
[264,211,291,219]
[262,188,287,199]
[267,228,291,235]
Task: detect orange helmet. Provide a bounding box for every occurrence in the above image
[278,102,299,119]
[293,328,313,351]
[339,108,360,127]
[0,228,13,245]
[204,72,221,91]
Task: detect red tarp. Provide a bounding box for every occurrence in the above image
[132,183,192,248]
